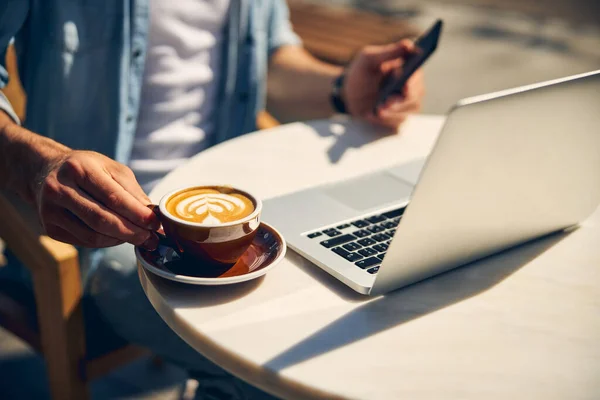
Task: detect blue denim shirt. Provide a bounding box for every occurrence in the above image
[0,0,300,163]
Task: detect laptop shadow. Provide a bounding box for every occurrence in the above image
[308,117,395,163]
[264,229,573,371]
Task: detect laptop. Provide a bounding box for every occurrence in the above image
[262,70,600,295]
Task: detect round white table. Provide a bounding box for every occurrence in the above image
[140,115,600,400]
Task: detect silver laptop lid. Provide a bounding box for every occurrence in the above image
[372,70,600,295]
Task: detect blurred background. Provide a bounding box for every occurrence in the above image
[1,0,598,399]
[279,0,600,117]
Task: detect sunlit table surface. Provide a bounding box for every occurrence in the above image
[140,115,600,399]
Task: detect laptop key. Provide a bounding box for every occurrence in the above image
[343,242,362,251]
[345,252,363,262]
[353,229,371,238]
[332,246,350,256]
[376,254,386,261]
[323,228,342,237]
[372,233,391,242]
[392,217,401,224]
[372,244,389,252]
[382,208,405,219]
[367,225,385,233]
[355,257,380,269]
[332,247,363,262]
[381,221,396,229]
[366,215,387,223]
[357,238,376,246]
[351,220,370,228]
[358,248,377,257]
[367,266,380,274]
[320,234,356,248]
[388,229,396,236]
[336,223,351,230]
[307,232,322,239]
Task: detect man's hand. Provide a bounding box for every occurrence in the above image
[343,39,425,128]
[1,111,160,249]
[36,150,160,249]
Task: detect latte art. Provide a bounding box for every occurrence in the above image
[167,188,254,224]
[175,193,248,224]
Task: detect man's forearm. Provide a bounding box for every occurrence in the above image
[0,111,69,202]
[267,45,343,122]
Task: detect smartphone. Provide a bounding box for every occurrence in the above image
[375,19,443,110]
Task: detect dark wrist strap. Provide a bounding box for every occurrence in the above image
[330,73,347,114]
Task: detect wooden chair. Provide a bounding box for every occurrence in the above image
[0,191,150,400]
[288,0,419,65]
[256,110,281,130]
[0,45,150,400]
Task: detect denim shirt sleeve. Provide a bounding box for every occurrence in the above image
[267,0,302,57]
[0,1,29,125]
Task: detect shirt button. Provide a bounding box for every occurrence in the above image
[126,115,134,123]
[132,48,142,58]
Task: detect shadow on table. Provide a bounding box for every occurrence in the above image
[308,117,396,163]
[264,229,573,371]
[285,250,369,302]
[145,273,265,308]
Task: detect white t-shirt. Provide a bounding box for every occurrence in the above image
[130,0,230,192]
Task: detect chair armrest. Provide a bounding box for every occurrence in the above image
[0,239,6,266]
[0,191,77,273]
[256,110,281,130]
[0,191,87,399]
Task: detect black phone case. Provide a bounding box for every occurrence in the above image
[375,19,443,111]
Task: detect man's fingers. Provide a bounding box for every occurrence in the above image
[47,225,115,248]
[365,42,406,67]
[379,96,421,114]
[110,168,161,231]
[380,58,403,76]
[77,167,159,230]
[381,95,406,109]
[365,112,408,129]
[45,210,124,248]
[58,184,152,245]
[365,39,419,68]
[370,99,413,127]
[378,109,410,123]
[112,167,154,205]
[399,39,419,54]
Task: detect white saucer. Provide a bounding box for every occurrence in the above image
[135,222,287,286]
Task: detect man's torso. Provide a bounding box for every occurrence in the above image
[130,0,231,191]
[7,0,299,164]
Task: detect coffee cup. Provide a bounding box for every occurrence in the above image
[150,185,262,270]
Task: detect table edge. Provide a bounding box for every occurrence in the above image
[138,266,347,400]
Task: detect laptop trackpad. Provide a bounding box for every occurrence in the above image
[322,172,413,212]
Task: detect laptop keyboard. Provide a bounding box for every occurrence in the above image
[306,207,405,275]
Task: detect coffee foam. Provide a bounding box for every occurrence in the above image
[167,188,254,224]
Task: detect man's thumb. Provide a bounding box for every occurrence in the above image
[364,40,411,67]
[365,39,418,68]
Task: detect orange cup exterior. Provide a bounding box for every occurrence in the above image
[157,187,262,270]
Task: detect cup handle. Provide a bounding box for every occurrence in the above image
[147,204,184,254]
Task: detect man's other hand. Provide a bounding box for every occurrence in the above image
[36,150,160,249]
[343,39,425,129]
